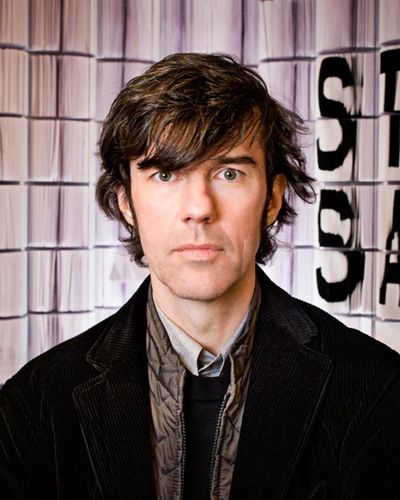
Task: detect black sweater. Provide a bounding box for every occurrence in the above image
[183,367,230,499]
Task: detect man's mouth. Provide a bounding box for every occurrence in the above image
[173,244,224,259]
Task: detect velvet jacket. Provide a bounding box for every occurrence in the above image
[1,269,400,500]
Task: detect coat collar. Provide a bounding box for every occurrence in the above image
[73,268,332,499]
[86,275,151,371]
[85,267,318,371]
[254,266,319,345]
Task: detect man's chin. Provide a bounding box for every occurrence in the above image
[155,270,236,303]
[149,260,253,304]
[165,276,227,301]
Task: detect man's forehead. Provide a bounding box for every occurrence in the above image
[209,131,264,158]
[132,127,265,169]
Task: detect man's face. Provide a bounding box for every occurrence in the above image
[119,133,284,303]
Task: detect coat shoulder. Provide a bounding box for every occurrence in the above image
[1,277,150,410]
[296,297,400,422]
[299,298,398,360]
[257,268,400,371]
[0,314,115,402]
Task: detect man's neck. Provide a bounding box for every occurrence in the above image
[150,271,256,355]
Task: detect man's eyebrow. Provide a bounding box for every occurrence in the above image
[136,154,258,169]
[214,154,257,166]
[136,158,162,169]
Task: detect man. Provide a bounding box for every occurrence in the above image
[1,53,399,500]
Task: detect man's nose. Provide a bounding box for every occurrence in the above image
[181,178,217,223]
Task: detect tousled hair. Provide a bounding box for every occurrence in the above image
[97,52,315,265]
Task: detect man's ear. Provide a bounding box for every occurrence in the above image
[266,174,287,226]
[116,186,134,226]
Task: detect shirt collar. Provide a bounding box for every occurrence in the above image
[153,291,253,377]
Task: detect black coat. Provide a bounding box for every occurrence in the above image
[1,269,400,499]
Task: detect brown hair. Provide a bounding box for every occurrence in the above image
[97,52,314,265]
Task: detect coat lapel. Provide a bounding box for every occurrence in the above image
[231,271,333,499]
[72,278,156,499]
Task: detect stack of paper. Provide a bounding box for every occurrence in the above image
[0,49,28,114]
[259,0,315,59]
[59,56,95,118]
[29,120,95,181]
[183,0,242,57]
[379,0,400,45]
[96,62,124,121]
[30,54,57,116]
[125,0,160,60]
[0,117,28,180]
[0,252,27,317]
[62,0,96,54]
[0,0,29,46]
[258,60,315,120]
[97,0,124,57]
[30,0,60,50]
[316,0,376,51]
[0,185,27,249]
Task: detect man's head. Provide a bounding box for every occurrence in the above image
[97,52,314,267]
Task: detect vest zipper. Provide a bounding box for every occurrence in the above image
[208,392,230,499]
[180,411,186,500]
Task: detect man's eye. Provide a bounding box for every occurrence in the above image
[155,171,173,182]
[222,168,238,181]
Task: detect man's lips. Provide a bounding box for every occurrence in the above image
[173,244,224,259]
[174,244,223,252]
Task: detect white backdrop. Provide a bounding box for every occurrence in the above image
[0,0,399,383]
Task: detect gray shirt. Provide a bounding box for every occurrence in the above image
[154,301,249,377]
